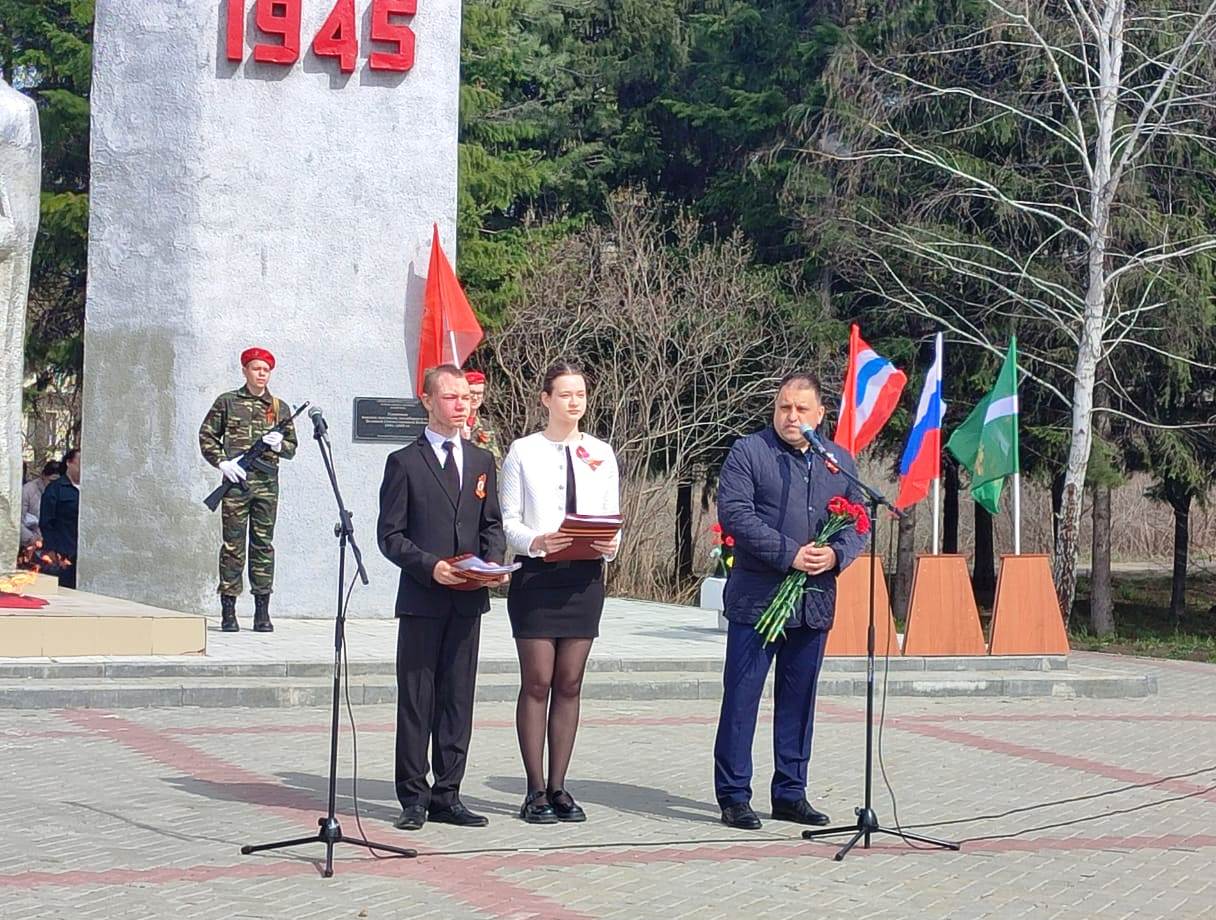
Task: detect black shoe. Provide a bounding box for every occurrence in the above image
[547,788,586,823]
[220,595,238,632]
[721,803,762,830]
[253,594,273,632]
[519,790,558,825]
[771,799,830,826]
[394,805,427,831]
[429,801,488,827]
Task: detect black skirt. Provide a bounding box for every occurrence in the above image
[507,556,605,639]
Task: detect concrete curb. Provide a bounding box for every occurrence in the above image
[0,667,1156,709]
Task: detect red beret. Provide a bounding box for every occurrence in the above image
[241,347,275,370]
[464,370,486,384]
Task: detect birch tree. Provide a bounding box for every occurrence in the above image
[795,0,1216,618]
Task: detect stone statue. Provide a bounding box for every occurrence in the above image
[0,78,41,568]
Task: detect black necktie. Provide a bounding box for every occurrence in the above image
[441,441,460,499]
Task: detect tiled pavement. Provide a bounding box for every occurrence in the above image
[1,653,1213,918]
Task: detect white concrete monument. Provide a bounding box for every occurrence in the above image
[0,79,42,569]
[81,1,462,616]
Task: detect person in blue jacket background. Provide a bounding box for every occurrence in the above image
[713,371,866,830]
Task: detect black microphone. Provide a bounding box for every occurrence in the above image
[799,423,840,466]
[309,405,330,444]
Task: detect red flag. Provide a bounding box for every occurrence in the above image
[415,224,484,397]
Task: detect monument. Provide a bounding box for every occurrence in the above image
[0,79,41,569]
[81,1,463,616]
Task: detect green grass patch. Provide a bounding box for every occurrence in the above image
[1070,572,1216,663]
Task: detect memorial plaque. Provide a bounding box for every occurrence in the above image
[352,397,429,443]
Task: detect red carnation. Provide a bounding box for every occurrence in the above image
[711,523,723,534]
[855,508,872,535]
[725,535,735,547]
[826,496,850,516]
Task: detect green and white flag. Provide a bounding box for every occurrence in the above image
[946,338,1020,516]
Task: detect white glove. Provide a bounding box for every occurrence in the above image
[218,458,247,483]
[261,431,284,452]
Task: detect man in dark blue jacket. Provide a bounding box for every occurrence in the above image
[713,372,866,830]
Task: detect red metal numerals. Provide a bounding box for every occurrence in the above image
[225,0,245,62]
[312,0,359,73]
[225,1,417,72]
[368,0,417,72]
[253,0,303,65]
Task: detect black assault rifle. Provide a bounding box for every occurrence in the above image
[203,401,310,512]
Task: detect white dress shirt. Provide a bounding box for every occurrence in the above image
[500,431,620,560]
[423,426,463,486]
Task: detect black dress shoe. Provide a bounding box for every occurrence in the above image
[771,799,830,826]
[721,803,763,830]
[429,801,489,827]
[547,788,586,823]
[394,805,427,831]
[520,790,558,825]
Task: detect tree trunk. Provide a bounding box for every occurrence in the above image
[1090,483,1115,636]
[1166,481,1191,629]
[1056,0,1122,626]
[675,481,693,585]
[892,503,917,623]
[942,458,960,554]
[1089,374,1115,637]
[972,502,996,608]
[1050,471,1065,547]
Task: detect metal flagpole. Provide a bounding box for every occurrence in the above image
[932,477,941,555]
[1012,472,1022,555]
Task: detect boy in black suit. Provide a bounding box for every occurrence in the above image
[377,364,507,831]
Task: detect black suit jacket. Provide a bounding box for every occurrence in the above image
[377,435,506,617]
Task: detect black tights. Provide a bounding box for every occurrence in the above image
[515,637,594,794]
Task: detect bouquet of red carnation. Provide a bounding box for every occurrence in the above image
[709,523,735,578]
[754,496,870,645]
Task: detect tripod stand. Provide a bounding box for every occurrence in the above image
[800,434,958,861]
[240,410,417,877]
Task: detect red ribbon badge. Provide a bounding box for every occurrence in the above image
[576,445,603,471]
[475,473,487,499]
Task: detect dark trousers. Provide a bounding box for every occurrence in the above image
[395,614,482,811]
[713,620,829,808]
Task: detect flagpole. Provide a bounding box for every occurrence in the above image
[1012,473,1022,556]
[448,330,459,367]
[931,477,941,555]
[1011,334,1021,556]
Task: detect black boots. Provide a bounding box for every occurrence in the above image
[253,594,274,632]
[221,594,273,633]
[220,595,238,632]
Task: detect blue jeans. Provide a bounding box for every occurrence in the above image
[713,619,829,808]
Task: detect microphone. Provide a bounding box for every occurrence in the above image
[799,423,840,466]
[309,405,330,444]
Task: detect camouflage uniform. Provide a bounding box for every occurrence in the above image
[199,386,298,596]
[467,416,502,463]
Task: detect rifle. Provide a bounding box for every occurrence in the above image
[203,401,310,512]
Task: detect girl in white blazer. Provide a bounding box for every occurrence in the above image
[499,361,620,824]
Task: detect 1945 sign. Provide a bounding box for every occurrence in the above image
[225,0,417,73]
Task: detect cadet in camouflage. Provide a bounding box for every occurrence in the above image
[198,347,298,632]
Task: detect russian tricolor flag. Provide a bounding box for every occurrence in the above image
[895,333,946,510]
[834,324,907,455]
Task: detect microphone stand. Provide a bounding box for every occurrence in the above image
[240,411,417,876]
[800,432,958,861]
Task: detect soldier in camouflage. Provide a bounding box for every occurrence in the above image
[198,347,298,633]
[462,370,502,462]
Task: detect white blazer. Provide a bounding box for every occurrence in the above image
[500,431,621,561]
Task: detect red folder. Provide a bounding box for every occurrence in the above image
[544,514,623,563]
[444,554,502,591]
